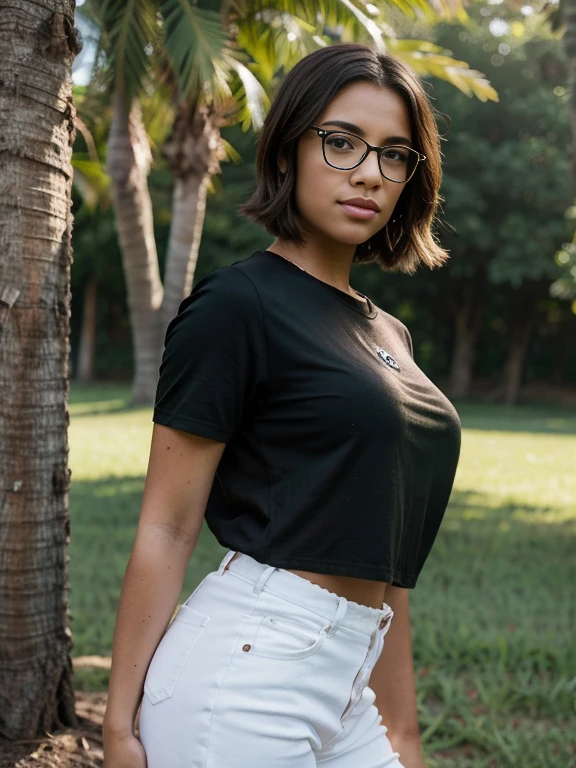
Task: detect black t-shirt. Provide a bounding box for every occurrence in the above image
[153,249,462,587]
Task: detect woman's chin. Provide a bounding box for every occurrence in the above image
[298,219,378,248]
[327,229,379,246]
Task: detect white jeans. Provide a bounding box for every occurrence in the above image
[139,549,405,767]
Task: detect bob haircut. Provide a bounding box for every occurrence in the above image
[239,42,449,275]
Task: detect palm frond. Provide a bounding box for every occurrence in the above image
[383,0,468,21]
[424,0,469,22]
[219,137,243,163]
[224,57,270,131]
[235,20,278,83]
[72,158,112,210]
[388,38,499,102]
[362,0,426,20]
[236,5,379,87]
[139,84,177,149]
[160,0,231,102]
[336,0,386,50]
[232,0,469,85]
[355,0,467,22]
[242,0,388,50]
[98,0,160,98]
[246,10,334,75]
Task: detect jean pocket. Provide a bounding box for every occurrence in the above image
[247,609,329,661]
[143,605,210,705]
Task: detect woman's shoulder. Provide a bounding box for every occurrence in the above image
[181,259,264,314]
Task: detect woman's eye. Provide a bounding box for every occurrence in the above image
[384,149,409,163]
[327,136,353,150]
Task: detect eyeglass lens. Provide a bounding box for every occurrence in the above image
[323,132,418,182]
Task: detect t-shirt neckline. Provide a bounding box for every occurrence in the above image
[260,250,378,319]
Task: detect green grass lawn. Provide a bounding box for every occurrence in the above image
[68,383,576,767]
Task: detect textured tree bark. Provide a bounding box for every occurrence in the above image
[0,0,80,739]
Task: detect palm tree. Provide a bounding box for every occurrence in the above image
[0,0,81,739]
[87,0,498,404]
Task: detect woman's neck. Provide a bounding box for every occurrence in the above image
[266,239,361,300]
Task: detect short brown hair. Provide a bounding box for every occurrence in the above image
[239,42,449,274]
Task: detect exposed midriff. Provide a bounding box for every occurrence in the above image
[225,552,389,609]
[284,568,389,609]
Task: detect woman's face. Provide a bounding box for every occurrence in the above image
[281,81,413,252]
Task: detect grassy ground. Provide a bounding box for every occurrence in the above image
[68,383,576,767]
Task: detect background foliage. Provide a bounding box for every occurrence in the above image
[70,2,576,393]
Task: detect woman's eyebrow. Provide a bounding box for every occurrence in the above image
[318,120,413,147]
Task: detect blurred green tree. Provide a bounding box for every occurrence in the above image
[428,5,573,402]
[543,0,576,307]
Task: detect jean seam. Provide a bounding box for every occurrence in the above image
[203,592,261,768]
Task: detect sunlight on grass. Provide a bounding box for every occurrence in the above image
[456,431,575,515]
[70,411,153,480]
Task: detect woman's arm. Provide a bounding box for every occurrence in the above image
[370,585,426,767]
[103,423,226,738]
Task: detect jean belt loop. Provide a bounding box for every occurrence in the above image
[379,604,395,637]
[252,564,277,596]
[217,550,237,576]
[325,596,348,638]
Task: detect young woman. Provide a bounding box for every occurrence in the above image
[103,42,462,768]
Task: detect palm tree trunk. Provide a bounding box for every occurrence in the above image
[77,276,98,382]
[0,0,80,739]
[107,86,163,405]
[161,101,224,334]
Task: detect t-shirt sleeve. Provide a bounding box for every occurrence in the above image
[152,266,268,442]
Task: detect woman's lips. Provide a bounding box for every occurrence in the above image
[338,202,378,219]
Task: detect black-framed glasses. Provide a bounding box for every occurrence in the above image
[308,125,426,183]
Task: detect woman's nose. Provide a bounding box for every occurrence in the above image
[352,149,382,185]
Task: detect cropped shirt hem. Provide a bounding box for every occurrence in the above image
[251,554,418,588]
[153,408,233,443]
